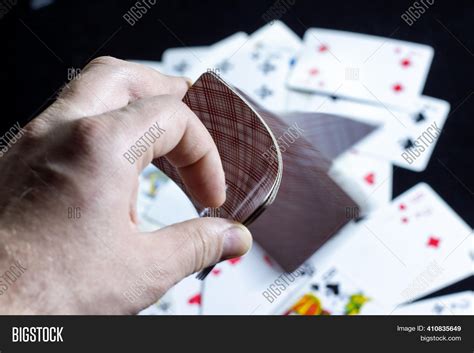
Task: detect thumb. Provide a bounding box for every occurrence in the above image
[142,217,252,285]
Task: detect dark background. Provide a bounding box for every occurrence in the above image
[9,0,474,300]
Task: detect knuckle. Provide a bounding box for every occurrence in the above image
[68,117,107,159]
[88,55,123,68]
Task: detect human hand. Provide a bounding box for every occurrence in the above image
[0,57,252,314]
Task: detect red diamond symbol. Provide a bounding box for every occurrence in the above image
[427,236,440,248]
[401,58,411,67]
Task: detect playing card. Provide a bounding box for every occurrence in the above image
[376,96,450,172]
[217,22,303,112]
[185,32,249,81]
[287,28,434,112]
[161,46,209,77]
[329,148,393,212]
[276,265,387,315]
[391,291,473,315]
[319,183,473,310]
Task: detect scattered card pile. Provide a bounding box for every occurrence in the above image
[132,21,473,316]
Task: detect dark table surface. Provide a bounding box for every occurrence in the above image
[11,0,474,295]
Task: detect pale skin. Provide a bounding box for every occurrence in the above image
[0,56,252,314]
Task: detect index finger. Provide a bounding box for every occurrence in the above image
[47,56,191,121]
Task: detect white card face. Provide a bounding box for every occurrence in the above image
[321,183,473,310]
[287,28,434,111]
[201,243,311,315]
[222,47,297,112]
[162,46,209,77]
[216,22,302,112]
[391,291,474,315]
[185,32,249,81]
[330,149,393,212]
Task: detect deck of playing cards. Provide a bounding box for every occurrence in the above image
[133,21,472,316]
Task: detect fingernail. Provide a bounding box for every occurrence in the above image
[222,224,252,260]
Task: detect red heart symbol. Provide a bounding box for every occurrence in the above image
[364,172,375,185]
[188,293,201,305]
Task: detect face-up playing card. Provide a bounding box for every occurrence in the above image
[317,183,473,310]
[391,291,473,315]
[276,265,387,315]
[329,148,393,212]
[216,21,303,112]
[376,96,450,172]
[287,28,434,112]
[185,32,249,81]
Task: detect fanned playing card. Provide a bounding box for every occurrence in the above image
[279,112,378,162]
[154,72,360,272]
